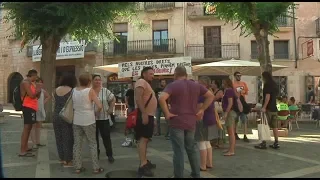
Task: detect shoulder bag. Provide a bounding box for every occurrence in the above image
[126,94,153,129]
[59,89,74,124]
[101,88,114,126]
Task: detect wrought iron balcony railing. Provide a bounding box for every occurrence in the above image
[104,38,176,56]
[276,14,293,27]
[144,2,175,11]
[186,44,240,60]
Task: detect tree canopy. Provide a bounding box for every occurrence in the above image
[3,2,142,46]
[205,2,295,72]
[2,2,142,122]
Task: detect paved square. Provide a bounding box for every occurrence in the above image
[1,115,320,178]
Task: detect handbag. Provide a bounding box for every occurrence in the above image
[59,89,74,124]
[257,112,271,141]
[214,101,223,113]
[101,88,114,126]
[214,108,223,130]
[126,94,153,129]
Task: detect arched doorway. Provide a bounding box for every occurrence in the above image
[7,72,23,103]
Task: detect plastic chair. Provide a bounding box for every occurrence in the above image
[288,109,300,131]
[300,104,312,120]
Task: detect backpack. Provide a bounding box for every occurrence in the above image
[233,96,243,113]
[12,86,26,111]
[239,95,250,114]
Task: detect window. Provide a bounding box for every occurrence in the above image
[152,20,169,52]
[113,23,128,55]
[251,41,258,59]
[274,40,289,59]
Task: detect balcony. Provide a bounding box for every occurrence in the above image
[276,15,293,30]
[186,44,240,62]
[104,39,176,57]
[187,3,216,20]
[316,18,320,37]
[144,2,175,11]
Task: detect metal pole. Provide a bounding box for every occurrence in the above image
[293,5,298,69]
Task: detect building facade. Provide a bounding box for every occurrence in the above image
[1,2,320,104]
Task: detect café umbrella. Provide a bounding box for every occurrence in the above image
[93,63,119,73]
[192,59,288,76]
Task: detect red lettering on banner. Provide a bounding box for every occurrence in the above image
[154,68,170,74]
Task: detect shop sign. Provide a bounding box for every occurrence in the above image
[32,41,86,62]
[118,56,192,78]
[107,73,131,82]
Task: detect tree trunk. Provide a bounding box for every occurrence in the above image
[40,35,61,123]
[255,29,272,74]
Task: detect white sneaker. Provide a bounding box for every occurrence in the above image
[121,138,132,147]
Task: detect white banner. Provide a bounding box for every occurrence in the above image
[118,56,192,78]
[32,41,86,62]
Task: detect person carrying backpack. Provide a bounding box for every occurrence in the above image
[233,72,250,142]
[15,70,41,157]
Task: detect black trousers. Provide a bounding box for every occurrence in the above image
[96,120,113,157]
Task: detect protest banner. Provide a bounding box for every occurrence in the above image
[118,56,192,78]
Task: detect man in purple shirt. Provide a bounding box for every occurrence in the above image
[159,66,214,178]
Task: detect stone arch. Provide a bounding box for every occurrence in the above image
[7,72,23,103]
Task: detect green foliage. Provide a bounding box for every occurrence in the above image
[204,2,295,36]
[2,2,142,46]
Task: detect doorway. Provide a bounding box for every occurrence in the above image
[204,26,222,58]
[7,72,23,103]
[55,65,75,87]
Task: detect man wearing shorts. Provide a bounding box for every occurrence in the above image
[233,71,250,142]
[255,71,280,149]
[134,67,157,177]
[19,69,41,157]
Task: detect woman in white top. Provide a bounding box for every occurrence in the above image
[92,74,115,163]
[30,77,50,149]
[72,73,103,174]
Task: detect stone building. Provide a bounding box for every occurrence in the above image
[1,2,320,104]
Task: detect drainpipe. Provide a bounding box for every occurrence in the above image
[183,2,186,57]
[293,5,298,69]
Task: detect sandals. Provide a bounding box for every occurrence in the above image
[200,168,207,171]
[223,152,235,156]
[63,162,73,168]
[18,153,35,157]
[75,167,86,174]
[93,168,104,174]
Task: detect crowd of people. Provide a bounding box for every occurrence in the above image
[15,66,283,178]
[18,70,115,174]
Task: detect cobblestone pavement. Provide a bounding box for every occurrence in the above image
[1,113,320,178]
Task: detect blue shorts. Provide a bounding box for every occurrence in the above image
[235,112,248,124]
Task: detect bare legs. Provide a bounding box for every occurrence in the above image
[138,137,149,166]
[20,124,33,154]
[225,123,235,156]
[30,122,42,146]
[198,141,213,170]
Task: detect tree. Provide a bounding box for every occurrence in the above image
[3,2,141,122]
[205,2,295,73]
